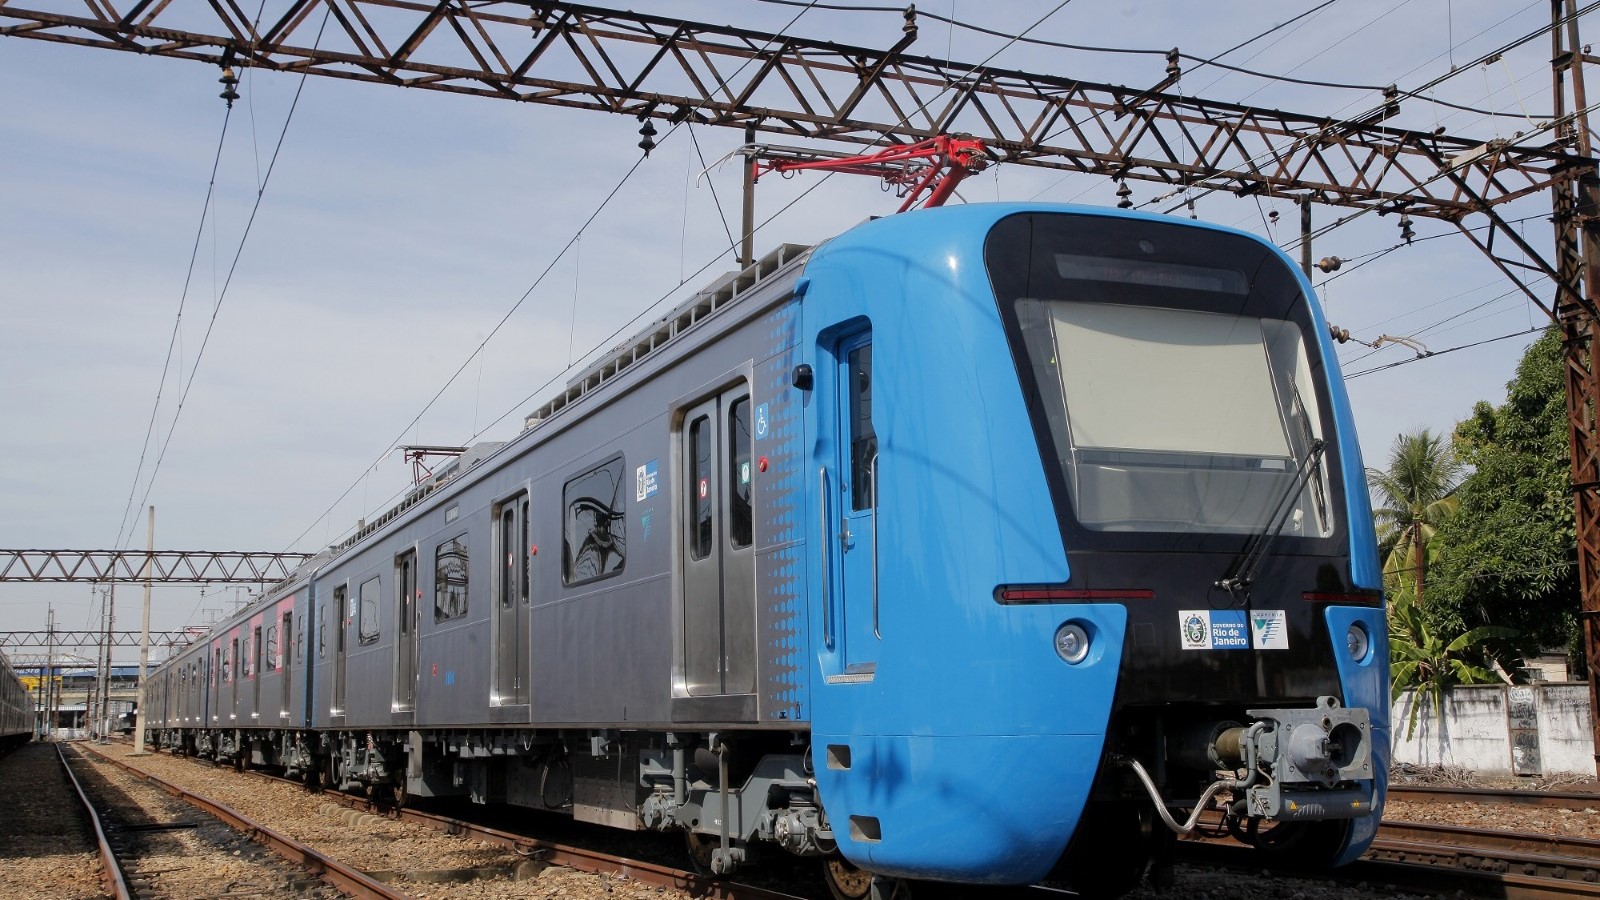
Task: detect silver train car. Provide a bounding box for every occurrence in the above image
[0,653,36,750]
[145,203,1388,897]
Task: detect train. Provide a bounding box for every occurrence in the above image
[143,202,1389,898]
[0,652,36,751]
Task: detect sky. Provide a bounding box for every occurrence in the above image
[0,0,1579,665]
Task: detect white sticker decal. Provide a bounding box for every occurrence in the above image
[1180,610,1212,650]
[1180,609,1250,650]
[1250,609,1290,650]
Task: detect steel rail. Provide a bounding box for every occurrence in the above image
[271,770,802,900]
[76,743,407,900]
[1390,784,1600,809]
[55,744,134,900]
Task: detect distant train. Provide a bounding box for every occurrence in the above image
[0,652,35,751]
[145,203,1389,898]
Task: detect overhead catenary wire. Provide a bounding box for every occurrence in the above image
[278,0,831,554]
[1345,326,1546,378]
[1153,1,1600,221]
[121,8,334,552]
[284,0,1078,555]
[111,110,234,553]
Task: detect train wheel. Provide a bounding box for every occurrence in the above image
[822,854,874,900]
[684,830,716,875]
[1246,818,1346,870]
[232,753,245,773]
[390,779,409,810]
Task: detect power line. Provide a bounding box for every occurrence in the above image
[288,1,1080,553]
[280,1,831,552]
[122,9,333,548]
[112,110,234,552]
[1345,326,1546,378]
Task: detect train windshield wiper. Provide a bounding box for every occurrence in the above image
[1215,438,1326,600]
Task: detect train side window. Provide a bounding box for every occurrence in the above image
[296,613,305,666]
[265,624,278,672]
[729,396,753,549]
[848,342,876,511]
[242,634,252,679]
[435,534,469,622]
[563,455,627,586]
[689,416,712,560]
[358,576,381,644]
[319,599,332,659]
[222,644,232,683]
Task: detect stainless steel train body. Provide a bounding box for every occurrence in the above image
[144,203,1389,895]
[0,653,35,749]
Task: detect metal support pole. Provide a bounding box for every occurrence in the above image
[740,123,757,268]
[1300,197,1313,278]
[103,584,115,740]
[1549,0,1600,774]
[44,606,54,741]
[133,506,153,755]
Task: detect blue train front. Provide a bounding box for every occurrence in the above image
[800,204,1388,893]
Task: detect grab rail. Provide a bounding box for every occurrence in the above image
[818,466,834,650]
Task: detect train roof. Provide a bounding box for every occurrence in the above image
[172,240,815,649]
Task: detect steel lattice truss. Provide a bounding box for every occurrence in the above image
[0,630,195,647]
[0,0,1577,223]
[0,550,312,583]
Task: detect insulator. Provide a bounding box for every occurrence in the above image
[1267,209,1279,225]
[1329,325,1352,343]
[218,65,240,107]
[1115,181,1133,209]
[1316,256,1343,273]
[903,4,917,33]
[1166,48,1181,82]
[1399,213,1414,244]
[638,119,658,156]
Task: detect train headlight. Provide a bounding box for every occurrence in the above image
[1345,622,1370,662]
[1054,622,1091,665]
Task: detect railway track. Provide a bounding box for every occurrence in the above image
[1391,784,1600,809]
[66,743,399,899]
[84,740,819,900]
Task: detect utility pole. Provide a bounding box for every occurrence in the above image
[102,583,115,740]
[133,506,153,755]
[740,123,757,269]
[44,605,54,741]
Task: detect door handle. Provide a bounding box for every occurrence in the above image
[818,466,834,650]
[870,453,880,640]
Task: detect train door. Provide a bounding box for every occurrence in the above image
[833,331,880,675]
[394,549,418,712]
[209,639,220,724]
[280,605,293,719]
[494,493,531,706]
[228,630,239,720]
[680,386,756,697]
[332,584,347,719]
[251,617,263,718]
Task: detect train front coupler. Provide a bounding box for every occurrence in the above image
[1118,695,1375,834]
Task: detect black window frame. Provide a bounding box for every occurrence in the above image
[562,454,628,587]
[435,533,470,623]
[984,211,1348,558]
[358,576,381,645]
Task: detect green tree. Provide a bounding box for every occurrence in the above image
[1368,429,1464,606]
[1429,327,1580,664]
[1387,589,1515,738]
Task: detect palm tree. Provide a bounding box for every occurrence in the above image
[1368,429,1464,607]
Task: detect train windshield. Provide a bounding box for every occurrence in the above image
[987,213,1339,547]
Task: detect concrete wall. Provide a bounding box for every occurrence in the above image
[1391,683,1594,776]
